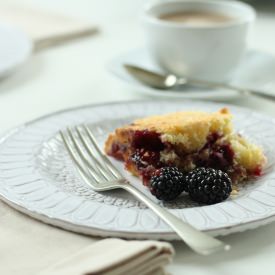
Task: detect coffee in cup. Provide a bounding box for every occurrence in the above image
[159,11,235,26]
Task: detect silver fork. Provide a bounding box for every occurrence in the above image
[60,125,231,255]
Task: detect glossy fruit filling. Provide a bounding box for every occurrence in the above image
[108,130,262,184]
[131,130,165,151]
[193,133,235,171]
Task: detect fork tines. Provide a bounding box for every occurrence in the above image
[59,125,122,188]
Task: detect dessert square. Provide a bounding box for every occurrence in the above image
[105,108,266,187]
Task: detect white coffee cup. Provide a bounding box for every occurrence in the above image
[142,0,256,81]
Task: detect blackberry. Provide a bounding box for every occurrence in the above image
[149,167,186,201]
[184,167,232,205]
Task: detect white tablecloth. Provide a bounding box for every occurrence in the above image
[1,0,275,274]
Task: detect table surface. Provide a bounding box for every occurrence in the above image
[1,0,275,274]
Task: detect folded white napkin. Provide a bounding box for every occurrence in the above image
[0,4,98,50]
[38,238,174,275]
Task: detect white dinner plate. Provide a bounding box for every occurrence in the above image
[0,100,275,240]
[0,23,32,78]
[107,48,275,100]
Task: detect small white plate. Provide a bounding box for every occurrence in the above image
[0,23,32,78]
[0,100,275,240]
[107,48,275,100]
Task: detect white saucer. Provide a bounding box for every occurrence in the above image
[107,48,275,100]
[0,23,32,78]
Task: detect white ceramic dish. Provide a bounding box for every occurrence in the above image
[142,0,255,81]
[0,23,32,78]
[107,48,275,100]
[0,100,275,240]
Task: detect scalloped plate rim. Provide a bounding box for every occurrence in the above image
[0,99,275,239]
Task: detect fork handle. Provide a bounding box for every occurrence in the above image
[122,184,230,255]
